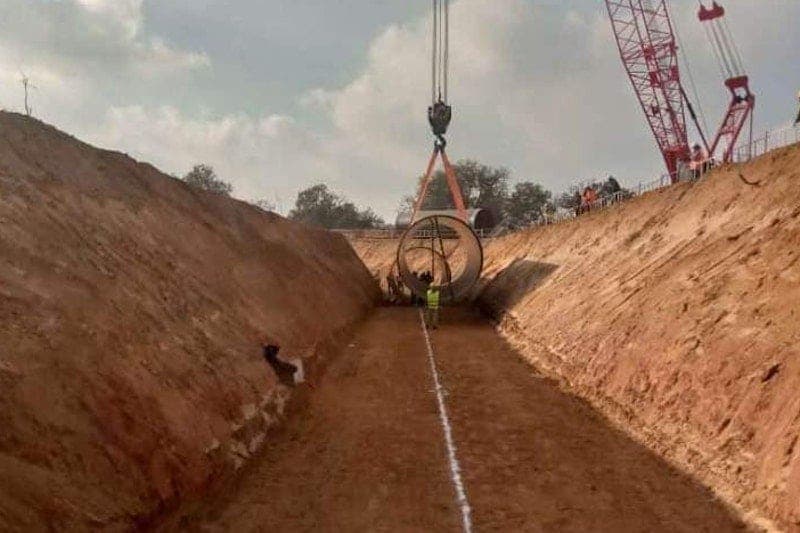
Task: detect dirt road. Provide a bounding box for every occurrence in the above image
[181,307,747,532]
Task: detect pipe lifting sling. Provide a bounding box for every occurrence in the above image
[411,0,467,224]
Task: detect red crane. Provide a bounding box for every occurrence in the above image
[698,2,755,163]
[605,0,691,180]
[605,0,754,181]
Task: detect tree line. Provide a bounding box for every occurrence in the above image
[179,160,625,230]
[400,159,553,229]
[178,164,384,229]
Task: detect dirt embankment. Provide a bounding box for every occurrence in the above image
[347,237,398,293]
[0,112,379,530]
[476,147,800,530]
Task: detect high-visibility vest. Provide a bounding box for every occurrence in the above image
[426,288,440,309]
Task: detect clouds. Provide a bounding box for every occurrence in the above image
[1,0,798,220]
[309,0,655,215]
[86,105,332,209]
[0,0,208,79]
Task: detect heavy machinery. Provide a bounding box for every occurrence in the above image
[697,2,755,163]
[396,0,483,304]
[605,0,755,181]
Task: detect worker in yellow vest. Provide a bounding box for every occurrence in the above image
[425,286,440,330]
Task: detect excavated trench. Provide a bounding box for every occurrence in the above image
[1,113,798,531]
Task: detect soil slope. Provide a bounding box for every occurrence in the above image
[0,112,378,530]
[348,238,398,294]
[476,146,800,530]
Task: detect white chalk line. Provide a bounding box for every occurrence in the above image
[418,310,473,533]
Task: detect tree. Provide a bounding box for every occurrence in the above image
[409,159,509,220]
[506,182,552,227]
[289,184,384,229]
[415,170,466,211]
[456,160,509,221]
[182,164,233,196]
[556,188,582,211]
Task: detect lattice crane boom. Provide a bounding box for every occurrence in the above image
[606,0,756,177]
[605,0,690,181]
[698,1,755,163]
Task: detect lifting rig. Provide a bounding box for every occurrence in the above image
[411,0,468,223]
[394,0,484,304]
[605,0,754,181]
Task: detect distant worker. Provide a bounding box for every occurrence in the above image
[582,186,598,213]
[420,271,432,307]
[425,285,441,330]
[795,91,800,126]
[395,274,406,304]
[386,272,400,303]
[690,143,710,180]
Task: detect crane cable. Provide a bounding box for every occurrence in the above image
[668,0,710,140]
[721,17,746,74]
[698,1,747,80]
[432,0,449,104]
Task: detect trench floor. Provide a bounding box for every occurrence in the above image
[184,307,746,532]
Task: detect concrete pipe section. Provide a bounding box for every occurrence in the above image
[396,214,483,303]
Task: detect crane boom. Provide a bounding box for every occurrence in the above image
[698,2,755,163]
[605,0,690,181]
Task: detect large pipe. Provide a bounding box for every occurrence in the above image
[395,208,495,231]
[396,215,483,304]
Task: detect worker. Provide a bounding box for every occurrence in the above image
[411,271,420,306]
[386,272,399,304]
[396,275,406,304]
[425,285,441,330]
[582,186,598,213]
[690,143,709,180]
[795,91,800,126]
[419,271,431,306]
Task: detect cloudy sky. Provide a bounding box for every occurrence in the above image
[0,0,797,219]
